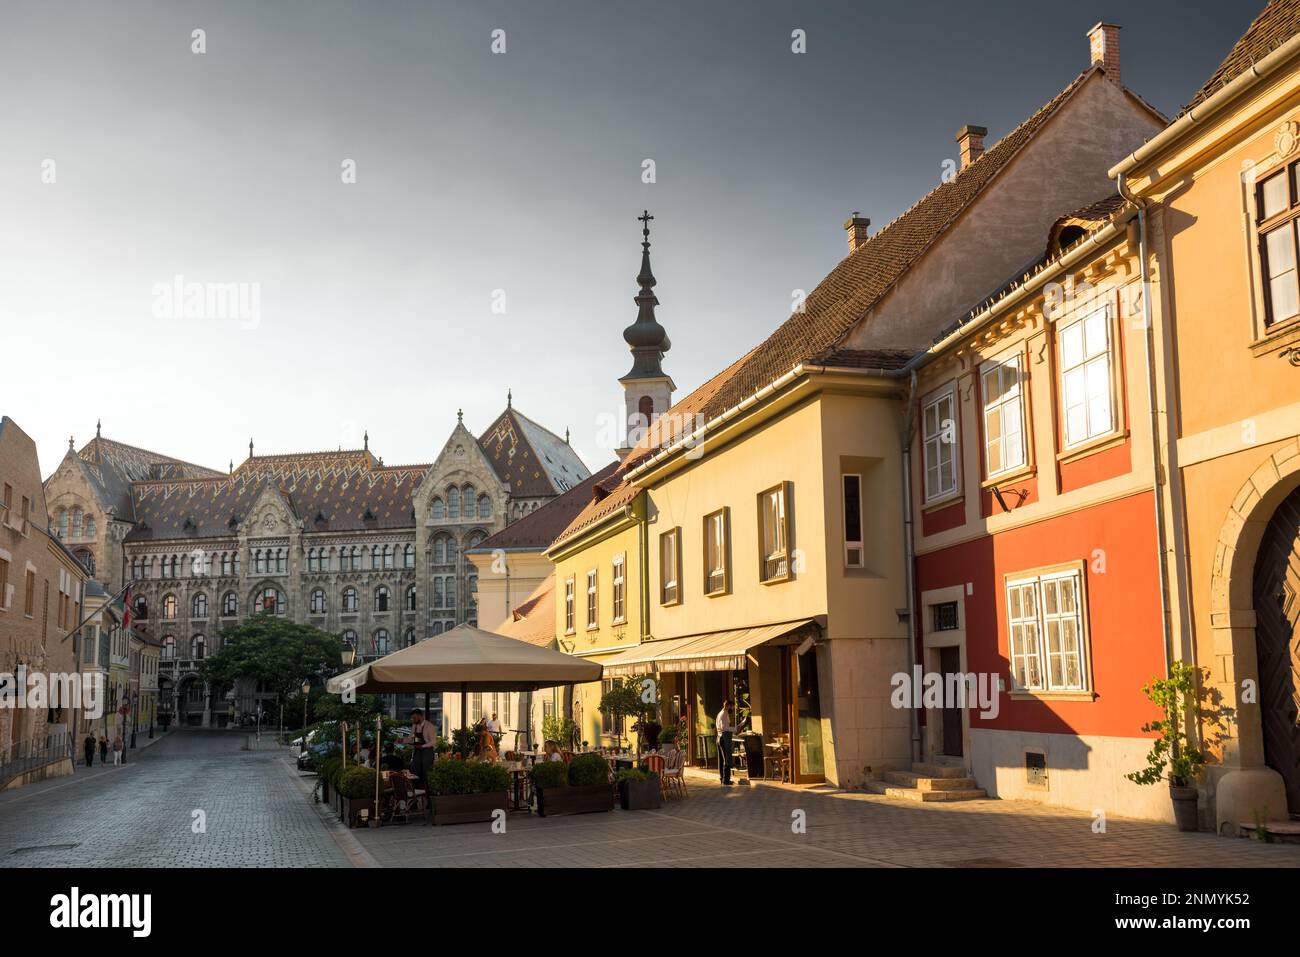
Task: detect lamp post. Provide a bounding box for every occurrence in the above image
[301,679,311,755]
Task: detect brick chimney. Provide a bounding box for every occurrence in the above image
[843,212,871,253]
[1088,22,1120,85]
[955,125,987,170]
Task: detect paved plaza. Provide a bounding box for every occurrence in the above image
[4,734,1300,869]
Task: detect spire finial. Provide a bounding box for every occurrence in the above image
[638,209,654,244]
[622,210,671,378]
[69,435,75,450]
[229,459,233,474]
[364,430,369,451]
[96,419,101,438]
[565,427,570,445]
[249,438,254,458]
[507,388,512,408]
[457,409,463,424]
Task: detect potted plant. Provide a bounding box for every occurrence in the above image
[657,726,679,750]
[535,752,614,816]
[598,675,661,752]
[615,768,661,810]
[426,760,510,825]
[1125,661,1208,832]
[317,755,343,804]
[338,765,385,828]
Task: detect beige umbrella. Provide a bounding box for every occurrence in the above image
[325,623,601,727]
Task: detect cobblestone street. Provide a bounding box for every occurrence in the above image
[0,731,350,868]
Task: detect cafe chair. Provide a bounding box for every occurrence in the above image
[560,749,574,765]
[643,753,667,799]
[388,772,414,825]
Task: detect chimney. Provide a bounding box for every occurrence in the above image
[843,212,871,253]
[955,125,987,170]
[1087,22,1120,85]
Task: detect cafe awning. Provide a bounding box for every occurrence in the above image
[600,619,816,676]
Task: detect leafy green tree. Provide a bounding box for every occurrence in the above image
[201,614,346,721]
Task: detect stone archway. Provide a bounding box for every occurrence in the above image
[1208,438,1300,831]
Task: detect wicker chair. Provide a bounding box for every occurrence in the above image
[643,753,667,799]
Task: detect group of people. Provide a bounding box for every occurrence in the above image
[82,733,125,767]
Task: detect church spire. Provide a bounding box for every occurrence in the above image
[622,210,671,379]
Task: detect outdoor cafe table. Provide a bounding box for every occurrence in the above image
[503,762,532,812]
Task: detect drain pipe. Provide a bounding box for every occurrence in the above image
[900,369,923,762]
[1117,171,1174,678]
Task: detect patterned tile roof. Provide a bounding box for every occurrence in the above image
[76,436,223,520]
[478,407,590,497]
[1182,0,1300,115]
[473,461,619,553]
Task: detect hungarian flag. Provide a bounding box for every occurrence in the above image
[111,585,132,631]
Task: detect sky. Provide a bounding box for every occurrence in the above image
[0,0,1262,479]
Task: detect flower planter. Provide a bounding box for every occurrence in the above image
[1170,785,1200,832]
[536,783,615,817]
[430,792,509,825]
[618,776,661,811]
[341,796,375,828]
[320,779,331,804]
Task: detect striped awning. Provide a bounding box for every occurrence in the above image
[600,619,816,676]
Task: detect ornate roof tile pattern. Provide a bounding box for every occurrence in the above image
[473,461,619,553]
[76,436,224,520]
[477,407,590,497]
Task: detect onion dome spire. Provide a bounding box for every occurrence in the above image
[622,210,671,379]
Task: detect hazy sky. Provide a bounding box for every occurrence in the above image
[0,0,1260,480]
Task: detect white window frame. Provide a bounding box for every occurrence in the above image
[659,528,681,605]
[704,508,729,595]
[757,484,791,584]
[841,474,864,568]
[611,553,626,624]
[1004,565,1090,694]
[1057,305,1115,449]
[585,569,598,630]
[922,388,959,503]
[980,352,1027,478]
[564,576,575,634]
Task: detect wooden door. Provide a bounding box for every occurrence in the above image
[1253,484,1300,816]
[938,645,964,758]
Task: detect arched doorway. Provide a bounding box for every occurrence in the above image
[1252,483,1300,815]
[175,674,208,727]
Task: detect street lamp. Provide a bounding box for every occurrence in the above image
[341,646,356,668]
[300,679,311,755]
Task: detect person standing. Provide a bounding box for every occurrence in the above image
[83,733,96,767]
[98,735,108,764]
[487,711,502,749]
[716,700,735,786]
[111,734,124,767]
[398,709,436,785]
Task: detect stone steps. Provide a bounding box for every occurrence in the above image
[866,762,987,803]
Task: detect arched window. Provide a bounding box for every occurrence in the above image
[405,585,417,612]
[221,592,238,617]
[342,587,358,613]
[71,509,83,538]
[162,594,178,620]
[462,485,476,516]
[432,536,447,565]
[432,621,444,636]
[433,578,444,609]
[133,596,149,619]
[276,549,287,574]
[372,629,390,655]
[478,495,492,519]
[306,548,316,573]
[191,593,208,618]
[169,556,179,579]
[233,552,241,576]
[85,516,96,538]
[383,544,394,570]
[256,587,285,616]
[448,487,460,519]
[403,543,415,569]
[431,497,445,521]
[639,395,654,423]
[310,589,326,614]
[57,510,69,539]
[191,635,205,660]
[161,635,175,659]
[342,629,358,650]
[444,575,456,610]
[374,586,390,612]
[221,552,233,576]
[403,626,416,648]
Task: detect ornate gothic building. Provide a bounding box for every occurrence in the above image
[42,403,589,727]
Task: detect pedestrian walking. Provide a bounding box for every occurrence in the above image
[112,734,124,766]
[98,735,108,763]
[83,733,96,767]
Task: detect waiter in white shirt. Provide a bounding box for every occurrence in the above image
[715,700,736,786]
[399,708,437,784]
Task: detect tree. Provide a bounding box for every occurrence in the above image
[201,614,346,719]
[597,675,658,750]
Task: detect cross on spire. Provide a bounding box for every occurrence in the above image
[638,209,654,242]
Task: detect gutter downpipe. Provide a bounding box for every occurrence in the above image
[900,370,922,762]
[1117,171,1174,680]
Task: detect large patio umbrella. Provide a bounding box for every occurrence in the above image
[325,623,601,728]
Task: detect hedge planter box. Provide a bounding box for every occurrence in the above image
[618,777,662,811]
[319,780,331,804]
[431,792,509,825]
[536,783,615,817]
[341,796,376,828]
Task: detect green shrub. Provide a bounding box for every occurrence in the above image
[613,768,648,784]
[471,762,511,794]
[568,752,611,787]
[319,756,343,788]
[428,759,511,795]
[338,765,384,799]
[531,759,569,790]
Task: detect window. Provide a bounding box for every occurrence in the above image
[71,509,83,538]
[162,636,175,660]
[981,354,1026,476]
[842,475,864,568]
[405,585,417,611]
[600,679,624,737]
[0,557,7,610]
[133,595,148,620]
[478,495,491,519]
[275,549,287,574]
[342,629,358,650]
[1058,306,1114,448]
[611,553,626,623]
[256,587,285,616]
[758,484,791,583]
[433,577,445,609]
[191,593,208,618]
[310,589,326,614]
[431,498,445,521]
[659,528,681,604]
[586,569,598,629]
[191,635,205,660]
[58,509,69,539]
[372,629,390,656]
[1257,164,1300,327]
[564,576,575,633]
[448,487,460,519]
[403,544,415,569]
[374,586,391,612]
[922,390,958,501]
[162,594,178,620]
[221,553,233,576]
[221,592,238,617]
[402,627,416,648]
[932,601,959,632]
[704,509,729,594]
[342,587,358,613]
[1005,568,1089,693]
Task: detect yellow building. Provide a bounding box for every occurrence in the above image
[1112,1,1300,831]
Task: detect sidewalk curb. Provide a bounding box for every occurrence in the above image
[279,758,380,868]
